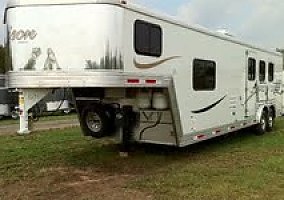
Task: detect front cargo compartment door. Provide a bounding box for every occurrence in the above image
[245,50,258,118]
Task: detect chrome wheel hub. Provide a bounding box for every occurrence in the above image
[268,116,273,128]
[260,116,266,131]
[86,112,102,133]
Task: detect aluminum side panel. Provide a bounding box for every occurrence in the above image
[7,4,124,72]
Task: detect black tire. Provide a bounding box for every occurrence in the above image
[266,109,274,132]
[255,111,268,135]
[80,105,109,138]
[0,115,3,120]
[104,104,117,134]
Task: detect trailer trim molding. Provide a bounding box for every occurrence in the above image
[8,71,172,88]
[179,119,258,147]
[133,56,181,69]
[191,95,227,114]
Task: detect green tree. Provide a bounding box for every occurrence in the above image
[0,45,12,73]
[0,45,5,73]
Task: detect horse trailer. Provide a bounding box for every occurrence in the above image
[3,0,283,147]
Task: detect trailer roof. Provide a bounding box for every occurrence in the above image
[6,0,282,56]
[7,0,123,7]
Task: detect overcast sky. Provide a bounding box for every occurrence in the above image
[1,0,284,50]
[135,0,284,50]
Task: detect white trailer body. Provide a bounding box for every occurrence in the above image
[4,0,283,146]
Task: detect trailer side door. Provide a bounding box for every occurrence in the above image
[245,51,258,118]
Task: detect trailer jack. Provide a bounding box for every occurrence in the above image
[17,89,52,135]
[118,105,138,157]
[18,93,30,135]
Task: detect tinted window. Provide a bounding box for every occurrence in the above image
[193,59,216,91]
[135,22,149,54]
[135,20,162,57]
[259,60,266,83]
[268,63,274,82]
[248,58,256,81]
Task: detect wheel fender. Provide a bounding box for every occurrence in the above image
[256,105,267,123]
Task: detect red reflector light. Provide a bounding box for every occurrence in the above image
[145,79,157,84]
[193,134,207,141]
[127,79,140,84]
[212,130,221,136]
[197,135,206,139]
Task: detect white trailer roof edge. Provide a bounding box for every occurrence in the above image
[6,0,281,57]
[7,0,122,7]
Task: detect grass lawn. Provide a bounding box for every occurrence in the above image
[0,118,283,200]
[0,113,77,126]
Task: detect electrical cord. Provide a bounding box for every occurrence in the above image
[139,112,163,140]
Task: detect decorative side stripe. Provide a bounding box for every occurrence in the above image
[191,95,227,114]
[134,56,181,69]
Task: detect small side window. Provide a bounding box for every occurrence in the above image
[248,58,256,81]
[259,60,266,83]
[193,59,216,91]
[268,63,274,82]
[134,20,162,57]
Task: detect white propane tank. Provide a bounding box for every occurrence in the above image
[152,92,168,110]
[137,92,151,109]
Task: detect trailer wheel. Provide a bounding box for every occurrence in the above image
[266,109,274,132]
[81,105,109,138]
[255,111,268,135]
[0,115,3,120]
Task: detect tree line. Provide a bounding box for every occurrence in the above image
[0,45,5,74]
[0,45,11,74]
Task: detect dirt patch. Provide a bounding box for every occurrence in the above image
[0,167,152,200]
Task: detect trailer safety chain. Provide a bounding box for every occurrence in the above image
[29,104,41,122]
